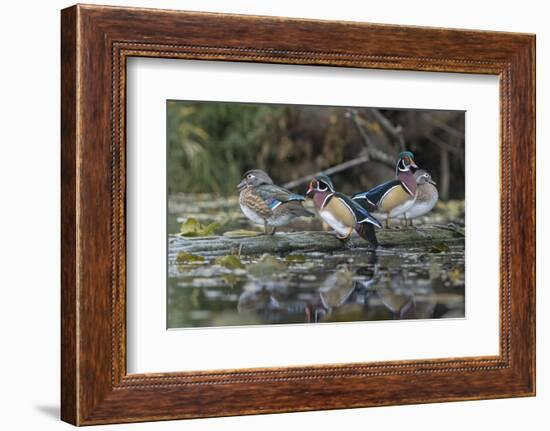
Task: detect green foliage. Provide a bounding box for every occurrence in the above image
[213,255,245,269]
[428,242,451,253]
[175,251,205,264]
[167,101,466,199]
[284,254,307,263]
[167,101,286,195]
[179,217,220,237]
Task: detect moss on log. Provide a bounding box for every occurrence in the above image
[168,224,464,260]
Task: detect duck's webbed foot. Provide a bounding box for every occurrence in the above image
[336,227,353,241]
[337,227,354,248]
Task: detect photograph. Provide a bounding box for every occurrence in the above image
[167,100,466,328]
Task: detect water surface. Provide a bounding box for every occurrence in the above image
[167,194,465,329]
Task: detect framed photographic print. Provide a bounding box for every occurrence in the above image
[61,4,535,425]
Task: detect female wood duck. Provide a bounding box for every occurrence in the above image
[306,174,382,247]
[352,151,418,228]
[237,169,313,235]
[403,169,438,226]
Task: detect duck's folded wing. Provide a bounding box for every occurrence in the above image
[256,185,306,209]
[335,193,382,228]
[353,180,402,206]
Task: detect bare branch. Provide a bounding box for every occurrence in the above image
[282,155,371,189]
[425,133,463,156]
[347,110,396,167]
[368,108,406,151]
[282,109,400,190]
[423,114,465,140]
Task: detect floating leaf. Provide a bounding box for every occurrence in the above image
[285,254,306,263]
[180,218,200,235]
[202,222,221,236]
[428,242,450,253]
[180,217,220,237]
[176,251,205,263]
[223,229,263,238]
[213,255,245,269]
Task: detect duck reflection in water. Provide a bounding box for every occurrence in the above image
[357,275,417,320]
[235,254,440,325]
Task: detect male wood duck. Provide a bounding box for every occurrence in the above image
[352,151,418,228]
[403,169,439,226]
[237,169,314,234]
[306,174,382,247]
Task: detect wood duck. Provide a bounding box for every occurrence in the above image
[306,174,382,247]
[352,151,418,228]
[403,169,438,226]
[237,169,314,235]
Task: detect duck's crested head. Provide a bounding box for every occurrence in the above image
[306,174,335,196]
[396,150,418,173]
[414,169,437,185]
[237,169,274,190]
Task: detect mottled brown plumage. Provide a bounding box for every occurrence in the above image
[239,187,272,219]
[237,169,313,234]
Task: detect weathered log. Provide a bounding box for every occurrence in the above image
[168,224,464,260]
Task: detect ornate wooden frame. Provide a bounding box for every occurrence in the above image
[61,4,535,425]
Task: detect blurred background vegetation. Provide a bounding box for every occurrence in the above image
[167,100,465,199]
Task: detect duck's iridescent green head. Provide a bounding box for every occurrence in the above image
[396,151,418,173]
[306,174,335,196]
[398,151,415,161]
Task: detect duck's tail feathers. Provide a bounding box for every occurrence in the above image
[357,212,383,229]
[285,202,315,218]
[357,222,379,248]
[296,207,315,218]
